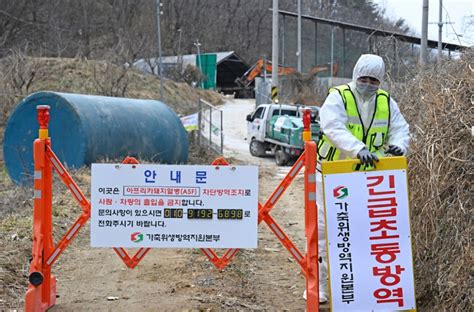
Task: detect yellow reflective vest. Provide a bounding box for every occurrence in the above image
[317,84,390,167]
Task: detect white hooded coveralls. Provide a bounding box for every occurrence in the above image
[315,54,410,298]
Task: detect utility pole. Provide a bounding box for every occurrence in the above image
[177,29,182,57]
[194,40,203,89]
[430,0,453,62]
[297,0,302,72]
[156,0,164,99]
[438,0,443,62]
[271,0,279,103]
[330,27,335,87]
[420,0,429,66]
[177,28,183,72]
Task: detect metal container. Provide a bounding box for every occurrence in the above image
[268,115,320,148]
[4,91,188,184]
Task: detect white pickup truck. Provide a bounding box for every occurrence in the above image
[246,104,320,165]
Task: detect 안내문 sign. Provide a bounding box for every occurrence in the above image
[91,164,258,248]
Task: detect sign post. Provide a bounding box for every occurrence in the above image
[322,157,416,311]
[91,164,258,248]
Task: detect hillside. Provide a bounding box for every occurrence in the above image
[0,57,222,127]
[0,56,223,165]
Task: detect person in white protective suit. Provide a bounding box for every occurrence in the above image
[309,54,410,303]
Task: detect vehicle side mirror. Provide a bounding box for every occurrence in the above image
[246,114,253,122]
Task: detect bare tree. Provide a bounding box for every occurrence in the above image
[0,48,44,125]
[91,55,130,97]
[0,0,418,76]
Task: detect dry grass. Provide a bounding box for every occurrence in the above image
[0,171,33,309]
[391,50,473,310]
[0,166,92,309]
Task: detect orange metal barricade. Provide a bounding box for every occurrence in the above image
[24,105,320,311]
[112,156,152,269]
[25,105,57,311]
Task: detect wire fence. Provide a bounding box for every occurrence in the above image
[255,77,272,106]
[279,12,424,82]
[198,99,223,155]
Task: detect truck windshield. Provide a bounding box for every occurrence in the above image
[272,109,297,117]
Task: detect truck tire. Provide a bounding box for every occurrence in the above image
[275,150,289,166]
[287,157,296,166]
[249,139,265,157]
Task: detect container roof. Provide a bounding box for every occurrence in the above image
[132,51,250,90]
[133,51,248,74]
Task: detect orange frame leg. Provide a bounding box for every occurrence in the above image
[304,141,319,311]
[25,105,57,312]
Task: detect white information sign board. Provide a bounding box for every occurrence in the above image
[322,159,416,311]
[91,164,258,248]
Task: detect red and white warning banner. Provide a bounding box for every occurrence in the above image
[322,158,416,311]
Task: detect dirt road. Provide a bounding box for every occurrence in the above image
[49,98,314,311]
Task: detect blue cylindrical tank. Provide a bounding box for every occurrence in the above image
[4,91,188,185]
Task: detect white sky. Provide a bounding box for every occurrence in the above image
[373,0,474,46]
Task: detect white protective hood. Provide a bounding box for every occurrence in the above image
[352,54,385,83]
[319,53,410,160]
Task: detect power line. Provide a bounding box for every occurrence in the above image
[442,4,463,45]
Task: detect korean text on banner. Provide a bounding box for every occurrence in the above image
[322,158,416,312]
[180,113,199,132]
[91,164,258,248]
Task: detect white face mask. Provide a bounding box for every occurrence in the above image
[356,81,379,97]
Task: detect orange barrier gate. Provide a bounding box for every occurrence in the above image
[24,105,320,311]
